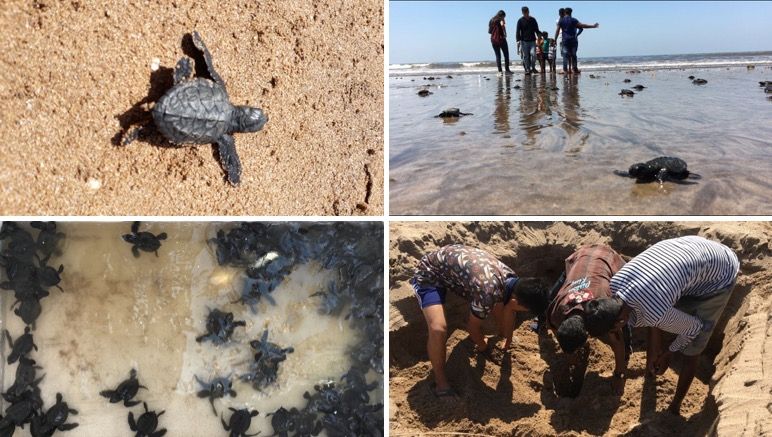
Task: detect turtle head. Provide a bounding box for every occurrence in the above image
[233,106,268,133]
[627,163,648,177]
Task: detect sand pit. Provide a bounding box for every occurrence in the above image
[389,221,772,436]
[0,1,383,215]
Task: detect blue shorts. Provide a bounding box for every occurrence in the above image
[410,278,446,309]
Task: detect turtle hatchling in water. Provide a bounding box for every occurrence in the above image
[436,108,472,118]
[122,31,268,186]
[614,156,701,185]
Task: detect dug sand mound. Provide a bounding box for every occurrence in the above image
[389,221,772,436]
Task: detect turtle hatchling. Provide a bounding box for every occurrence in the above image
[122,31,268,186]
[614,156,701,185]
[436,108,472,118]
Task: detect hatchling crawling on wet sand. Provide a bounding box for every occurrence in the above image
[614,156,701,185]
[122,31,268,186]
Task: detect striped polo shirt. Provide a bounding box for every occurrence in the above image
[610,236,740,352]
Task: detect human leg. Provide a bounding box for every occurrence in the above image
[669,354,698,415]
[492,41,503,72]
[501,40,512,73]
[522,40,535,74]
[667,283,736,412]
[561,41,568,73]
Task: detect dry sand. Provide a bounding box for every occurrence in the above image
[0,1,383,215]
[389,221,772,436]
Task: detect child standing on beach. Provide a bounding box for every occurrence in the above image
[548,38,557,73]
[535,33,546,74]
[539,32,550,74]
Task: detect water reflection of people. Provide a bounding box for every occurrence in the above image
[561,74,582,134]
[494,74,512,134]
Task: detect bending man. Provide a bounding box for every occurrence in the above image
[584,236,739,415]
[411,244,549,397]
[546,244,630,396]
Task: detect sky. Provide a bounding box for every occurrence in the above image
[389,1,772,64]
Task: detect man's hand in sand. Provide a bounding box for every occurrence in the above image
[648,350,672,376]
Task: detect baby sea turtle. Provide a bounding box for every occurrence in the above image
[128,402,166,437]
[30,392,79,435]
[631,85,646,91]
[417,89,432,97]
[623,78,631,83]
[241,330,294,390]
[122,31,268,186]
[122,221,167,258]
[4,357,44,402]
[618,89,635,97]
[688,75,695,80]
[267,406,298,436]
[6,327,37,365]
[196,308,246,345]
[692,78,708,85]
[614,156,700,185]
[221,408,259,437]
[100,368,147,407]
[435,108,472,118]
[195,374,237,416]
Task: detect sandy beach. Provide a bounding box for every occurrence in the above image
[389,221,772,436]
[390,64,772,215]
[0,1,383,215]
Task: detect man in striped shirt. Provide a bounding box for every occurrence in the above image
[584,236,739,415]
[411,244,549,398]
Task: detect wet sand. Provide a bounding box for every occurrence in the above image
[390,67,772,215]
[0,222,383,436]
[0,1,383,215]
[389,221,772,436]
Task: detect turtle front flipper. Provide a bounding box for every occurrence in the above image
[174,57,194,85]
[216,135,241,186]
[192,31,225,89]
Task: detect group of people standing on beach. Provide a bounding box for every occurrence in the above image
[410,235,739,416]
[489,6,599,75]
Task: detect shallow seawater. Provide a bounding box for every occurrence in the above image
[0,222,383,436]
[390,67,772,215]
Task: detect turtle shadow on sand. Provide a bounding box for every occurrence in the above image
[405,335,539,428]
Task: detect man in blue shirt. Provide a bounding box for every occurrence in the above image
[554,7,598,74]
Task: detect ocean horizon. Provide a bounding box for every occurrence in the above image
[390,51,772,75]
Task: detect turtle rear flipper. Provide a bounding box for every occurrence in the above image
[174,57,194,85]
[217,135,241,186]
[121,123,155,146]
[191,31,225,89]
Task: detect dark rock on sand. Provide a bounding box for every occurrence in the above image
[417,89,432,97]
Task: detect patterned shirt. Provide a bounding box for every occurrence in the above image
[547,244,626,331]
[610,236,740,352]
[413,244,516,319]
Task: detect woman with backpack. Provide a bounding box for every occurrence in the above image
[489,10,513,75]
